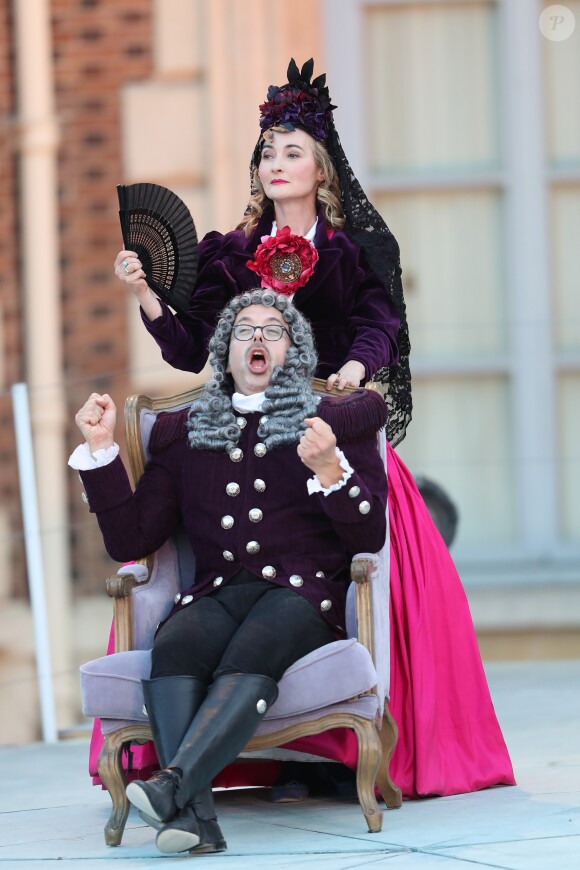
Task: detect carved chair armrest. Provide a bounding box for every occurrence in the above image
[351,555,377,666]
[105,566,147,653]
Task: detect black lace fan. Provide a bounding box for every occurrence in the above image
[117,183,198,316]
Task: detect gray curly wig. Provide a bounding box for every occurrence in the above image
[187,288,319,452]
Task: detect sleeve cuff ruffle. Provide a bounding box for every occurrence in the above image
[306,448,354,496]
[68,442,120,470]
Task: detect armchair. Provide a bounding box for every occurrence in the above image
[79,379,402,846]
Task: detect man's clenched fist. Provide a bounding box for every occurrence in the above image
[75,393,117,454]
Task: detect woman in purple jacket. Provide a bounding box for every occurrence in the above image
[114,58,411,449]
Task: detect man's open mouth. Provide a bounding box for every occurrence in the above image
[248,347,268,373]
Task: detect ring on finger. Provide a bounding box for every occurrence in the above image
[121,259,129,273]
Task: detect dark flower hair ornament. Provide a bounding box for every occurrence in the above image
[258,58,336,142]
[246,225,319,296]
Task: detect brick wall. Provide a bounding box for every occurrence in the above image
[0,0,25,596]
[0,0,154,597]
[52,0,154,594]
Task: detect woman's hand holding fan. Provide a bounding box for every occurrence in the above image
[113,250,163,321]
[115,183,199,317]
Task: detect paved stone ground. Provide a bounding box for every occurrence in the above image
[1,660,579,868]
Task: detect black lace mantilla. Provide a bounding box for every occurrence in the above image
[326,126,412,447]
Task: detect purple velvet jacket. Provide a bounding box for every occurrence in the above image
[79,390,388,636]
[142,205,401,383]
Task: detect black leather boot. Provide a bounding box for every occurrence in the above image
[155,787,227,855]
[169,673,279,811]
[125,676,226,854]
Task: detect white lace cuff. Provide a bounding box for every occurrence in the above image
[306,448,354,497]
[68,442,120,470]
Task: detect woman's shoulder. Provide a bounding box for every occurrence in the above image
[317,389,387,443]
[322,227,372,272]
[198,228,248,265]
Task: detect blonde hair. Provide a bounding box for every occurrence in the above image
[238,129,346,237]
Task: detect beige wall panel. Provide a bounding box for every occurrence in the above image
[376,191,505,358]
[154,0,206,75]
[205,0,323,232]
[558,375,580,541]
[544,0,580,164]
[397,375,515,548]
[366,2,498,172]
[552,186,580,351]
[128,299,211,395]
[0,510,9,599]
[121,81,205,183]
[170,183,212,239]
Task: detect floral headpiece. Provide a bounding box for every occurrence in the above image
[246,226,319,296]
[258,58,336,142]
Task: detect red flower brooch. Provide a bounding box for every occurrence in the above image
[246,225,318,296]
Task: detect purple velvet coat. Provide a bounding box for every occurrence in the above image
[79,390,388,636]
[142,205,401,383]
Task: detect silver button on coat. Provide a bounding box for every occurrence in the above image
[249,508,263,523]
[358,500,371,515]
[221,515,234,529]
[254,443,267,457]
[246,541,260,554]
[182,594,194,605]
[226,482,240,497]
[262,565,276,579]
[256,699,267,714]
[236,417,247,429]
[259,415,268,426]
[289,575,303,587]
[174,593,182,604]
[229,448,243,462]
[315,571,325,579]
[223,550,234,561]
[213,577,223,587]
[254,478,266,492]
[320,599,332,612]
[348,485,361,498]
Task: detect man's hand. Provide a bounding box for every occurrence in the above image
[75,393,117,454]
[297,417,343,488]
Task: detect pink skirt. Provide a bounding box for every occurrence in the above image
[89,443,515,797]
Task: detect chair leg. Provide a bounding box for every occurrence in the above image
[352,718,383,833]
[97,725,152,846]
[375,704,403,809]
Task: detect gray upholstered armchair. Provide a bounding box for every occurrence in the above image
[79,379,402,846]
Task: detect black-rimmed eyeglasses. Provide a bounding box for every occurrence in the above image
[232,324,291,342]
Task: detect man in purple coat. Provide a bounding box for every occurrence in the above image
[72,288,388,856]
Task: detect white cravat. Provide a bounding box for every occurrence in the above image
[232,391,266,413]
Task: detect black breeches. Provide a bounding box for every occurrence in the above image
[150,571,336,684]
